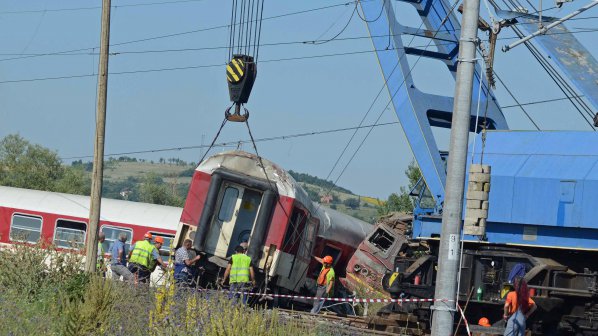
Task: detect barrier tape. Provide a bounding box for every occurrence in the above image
[457,304,472,336]
[200,288,453,304]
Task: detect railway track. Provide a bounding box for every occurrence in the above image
[277,308,429,335]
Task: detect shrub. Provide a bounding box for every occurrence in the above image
[0,243,315,335]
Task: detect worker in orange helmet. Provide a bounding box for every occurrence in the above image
[478,317,491,327]
[128,232,167,283]
[311,255,335,314]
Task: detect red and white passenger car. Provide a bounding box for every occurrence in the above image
[0,186,181,281]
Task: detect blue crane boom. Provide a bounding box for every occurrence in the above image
[360,0,508,210]
[361,0,598,250]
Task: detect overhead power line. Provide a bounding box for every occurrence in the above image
[2,0,592,61]
[3,25,598,84]
[0,1,358,63]
[2,23,596,59]
[0,46,422,84]
[501,94,585,108]
[0,0,208,15]
[59,120,400,160]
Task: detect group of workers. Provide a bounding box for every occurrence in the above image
[97,232,337,313]
[96,231,171,284]
[99,232,536,330]
[476,276,537,336]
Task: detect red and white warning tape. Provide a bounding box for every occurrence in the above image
[457,304,472,336]
[202,288,452,304]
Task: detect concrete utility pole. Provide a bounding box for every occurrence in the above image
[85,0,112,274]
[430,0,480,334]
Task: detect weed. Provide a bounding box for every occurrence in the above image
[0,243,316,335]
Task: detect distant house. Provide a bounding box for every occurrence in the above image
[320,194,333,204]
[120,189,132,200]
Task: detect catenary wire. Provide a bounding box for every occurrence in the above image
[0,1,359,63]
[501,94,585,108]
[309,3,358,45]
[0,0,208,15]
[355,0,386,23]
[3,26,598,86]
[3,0,589,61]
[0,45,448,84]
[59,121,401,160]
[493,69,541,129]
[2,25,597,58]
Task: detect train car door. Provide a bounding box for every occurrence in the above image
[227,188,261,256]
[204,183,262,258]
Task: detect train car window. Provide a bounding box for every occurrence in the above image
[10,213,42,243]
[298,219,316,259]
[54,219,87,249]
[368,228,395,252]
[218,187,239,222]
[150,232,175,256]
[283,208,307,253]
[101,226,133,253]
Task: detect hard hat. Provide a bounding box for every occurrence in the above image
[478,317,491,327]
[323,256,333,264]
[154,236,164,244]
[144,232,153,239]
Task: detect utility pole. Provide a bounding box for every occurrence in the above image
[85,0,112,274]
[430,0,480,334]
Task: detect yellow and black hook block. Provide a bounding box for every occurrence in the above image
[226,54,257,105]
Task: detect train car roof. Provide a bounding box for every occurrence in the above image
[314,205,374,247]
[196,151,308,202]
[0,186,182,231]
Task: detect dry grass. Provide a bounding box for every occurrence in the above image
[0,243,317,335]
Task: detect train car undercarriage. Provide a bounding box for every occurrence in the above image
[381,240,598,335]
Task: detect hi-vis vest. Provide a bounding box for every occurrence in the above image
[230,254,251,284]
[317,266,335,291]
[129,240,155,268]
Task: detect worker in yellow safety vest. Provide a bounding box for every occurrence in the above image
[97,232,106,276]
[127,233,167,283]
[311,255,335,314]
[222,245,256,304]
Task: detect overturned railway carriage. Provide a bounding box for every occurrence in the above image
[175,151,373,298]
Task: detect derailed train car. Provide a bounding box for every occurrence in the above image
[347,215,598,334]
[380,242,598,335]
[174,151,373,301]
[345,133,598,334]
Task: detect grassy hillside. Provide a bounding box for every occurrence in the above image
[89,159,381,223]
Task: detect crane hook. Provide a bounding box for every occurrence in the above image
[225,103,249,122]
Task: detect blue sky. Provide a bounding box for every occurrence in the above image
[1,0,597,199]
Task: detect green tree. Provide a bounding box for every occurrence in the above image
[378,160,424,215]
[55,166,91,195]
[0,134,63,190]
[343,198,360,209]
[138,173,183,207]
[0,134,91,195]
